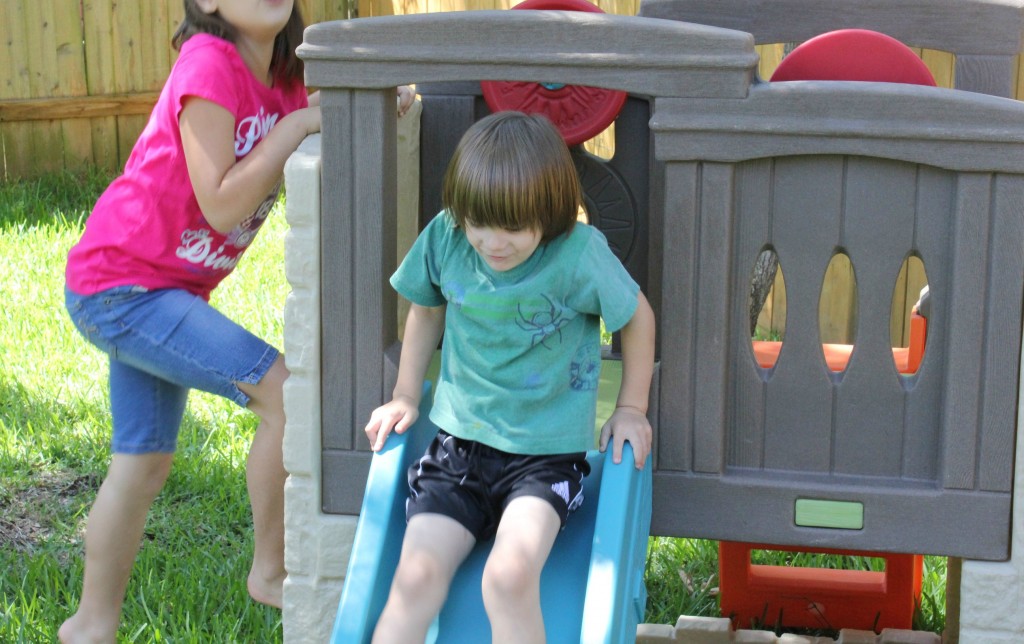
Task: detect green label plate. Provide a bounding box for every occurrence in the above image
[795,499,864,530]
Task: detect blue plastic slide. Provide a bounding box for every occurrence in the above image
[330,384,653,643]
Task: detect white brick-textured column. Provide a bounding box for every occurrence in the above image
[957,331,1024,642]
[281,101,422,643]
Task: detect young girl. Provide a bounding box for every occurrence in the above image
[364,111,656,643]
[62,2,410,641]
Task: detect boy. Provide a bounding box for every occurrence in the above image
[365,111,655,643]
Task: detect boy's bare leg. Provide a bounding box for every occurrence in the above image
[238,355,289,608]
[482,496,561,644]
[372,513,475,643]
[58,452,174,644]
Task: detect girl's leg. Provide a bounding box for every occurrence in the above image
[235,354,289,608]
[372,513,476,643]
[481,496,562,644]
[63,287,291,624]
[57,452,175,644]
[58,353,186,644]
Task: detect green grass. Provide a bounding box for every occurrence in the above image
[0,170,947,642]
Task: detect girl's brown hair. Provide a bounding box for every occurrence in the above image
[442,111,583,242]
[171,1,306,83]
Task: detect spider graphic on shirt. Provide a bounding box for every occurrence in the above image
[516,294,570,349]
[570,343,601,391]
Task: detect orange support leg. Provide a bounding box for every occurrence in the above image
[718,541,923,632]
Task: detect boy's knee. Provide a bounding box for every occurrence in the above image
[392,554,447,599]
[481,555,538,604]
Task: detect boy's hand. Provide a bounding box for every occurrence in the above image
[364,395,419,451]
[599,406,652,469]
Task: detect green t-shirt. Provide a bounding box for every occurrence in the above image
[391,213,639,455]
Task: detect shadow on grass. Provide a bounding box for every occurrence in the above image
[0,168,111,230]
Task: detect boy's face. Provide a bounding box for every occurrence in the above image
[464,222,542,272]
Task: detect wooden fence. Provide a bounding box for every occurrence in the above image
[2,0,989,341]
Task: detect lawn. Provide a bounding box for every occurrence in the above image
[0,170,946,642]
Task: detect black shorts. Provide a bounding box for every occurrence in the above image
[406,430,591,541]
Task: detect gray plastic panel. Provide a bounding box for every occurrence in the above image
[319,88,398,459]
[648,89,1024,557]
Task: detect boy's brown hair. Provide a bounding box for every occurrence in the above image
[442,111,583,242]
[171,1,306,83]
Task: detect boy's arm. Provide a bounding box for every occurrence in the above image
[599,292,656,469]
[365,302,446,451]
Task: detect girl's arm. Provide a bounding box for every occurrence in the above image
[365,302,446,451]
[179,97,321,233]
[599,291,656,469]
[397,85,415,116]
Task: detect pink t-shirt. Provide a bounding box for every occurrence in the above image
[66,33,308,300]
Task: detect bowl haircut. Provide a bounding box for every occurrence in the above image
[442,111,584,243]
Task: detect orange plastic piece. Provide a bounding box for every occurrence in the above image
[906,312,927,373]
[751,313,927,374]
[751,341,913,373]
[718,541,923,632]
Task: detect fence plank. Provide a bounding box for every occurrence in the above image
[80,0,119,173]
[0,94,160,122]
[0,2,33,178]
[0,3,24,100]
[818,253,856,345]
[50,0,93,173]
[1017,52,1024,99]
[25,0,65,175]
[113,1,143,167]
[921,48,955,89]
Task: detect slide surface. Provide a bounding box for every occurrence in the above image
[332,382,652,643]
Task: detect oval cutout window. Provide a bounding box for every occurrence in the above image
[890,255,928,375]
[749,248,786,369]
[818,252,857,373]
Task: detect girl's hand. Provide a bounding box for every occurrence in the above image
[397,85,416,117]
[364,395,419,451]
[287,104,321,137]
[598,406,652,469]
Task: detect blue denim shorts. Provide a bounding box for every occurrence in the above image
[65,285,279,454]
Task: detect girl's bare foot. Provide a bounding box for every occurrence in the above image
[247,568,285,609]
[58,612,117,644]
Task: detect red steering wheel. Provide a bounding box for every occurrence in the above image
[480,0,628,146]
